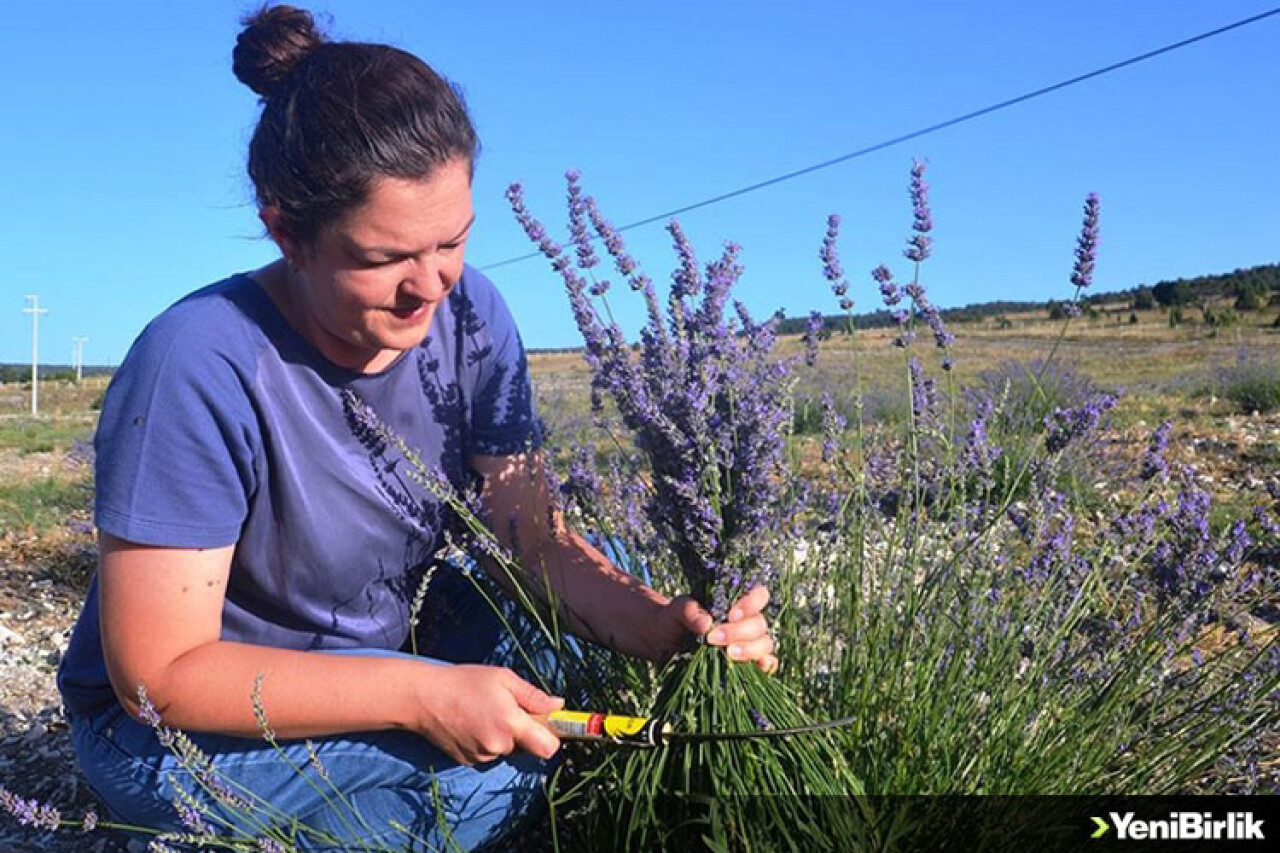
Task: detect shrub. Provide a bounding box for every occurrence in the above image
[1216,358,1280,414]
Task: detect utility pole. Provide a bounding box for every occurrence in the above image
[22,295,48,416]
[72,336,89,382]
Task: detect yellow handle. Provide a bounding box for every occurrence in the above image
[539,710,672,746]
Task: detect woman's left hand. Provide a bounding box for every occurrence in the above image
[663,585,778,674]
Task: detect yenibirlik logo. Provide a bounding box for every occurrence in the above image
[1091,811,1265,842]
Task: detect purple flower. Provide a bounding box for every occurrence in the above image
[174,799,207,835]
[1140,422,1172,481]
[1255,506,1280,537]
[1044,393,1117,454]
[904,159,933,263]
[81,809,98,833]
[922,304,954,353]
[820,392,846,464]
[562,444,603,508]
[963,397,1002,475]
[749,709,774,731]
[509,178,792,618]
[909,358,938,427]
[820,215,852,309]
[137,689,163,728]
[668,220,702,300]
[872,264,901,305]
[803,311,823,367]
[565,169,600,272]
[1223,519,1251,564]
[0,785,62,831]
[1070,193,1100,290]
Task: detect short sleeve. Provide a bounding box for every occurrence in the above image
[94,304,260,548]
[455,267,542,457]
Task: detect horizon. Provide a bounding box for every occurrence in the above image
[3,1,1278,366]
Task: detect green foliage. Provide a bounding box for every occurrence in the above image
[0,475,91,534]
[1153,279,1193,307]
[0,418,92,454]
[569,646,865,851]
[1202,305,1239,328]
[1132,287,1155,310]
[792,397,826,436]
[1234,280,1270,311]
[1215,359,1280,414]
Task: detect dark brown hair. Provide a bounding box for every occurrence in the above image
[232,5,479,244]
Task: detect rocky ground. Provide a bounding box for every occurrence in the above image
[0,538,137,852]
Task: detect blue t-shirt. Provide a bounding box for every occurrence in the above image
[57,265,540,715]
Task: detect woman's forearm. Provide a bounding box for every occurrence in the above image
[117,640,429,738]
[521,529,674,661]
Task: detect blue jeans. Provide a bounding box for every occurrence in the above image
[69,570,561,852]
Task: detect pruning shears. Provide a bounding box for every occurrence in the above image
[540,709,859,748]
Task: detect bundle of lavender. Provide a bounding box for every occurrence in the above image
[507,174,864,850]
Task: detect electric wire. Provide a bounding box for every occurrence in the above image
[481,7,1280,272]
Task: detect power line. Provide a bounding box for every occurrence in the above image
[482,6,1280,273]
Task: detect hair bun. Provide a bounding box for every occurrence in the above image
[233,4,325,99]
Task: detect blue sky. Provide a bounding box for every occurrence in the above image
[2,1,1277,366]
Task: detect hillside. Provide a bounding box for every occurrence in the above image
[776,261,1280,335]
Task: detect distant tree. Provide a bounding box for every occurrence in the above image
[1169,306,1184,328]
[1153,279,1192,307]
[1047,301,1070,321]
[1234,279,1270,311]
[1132,287,1155,310]
[1129,311,1139,325]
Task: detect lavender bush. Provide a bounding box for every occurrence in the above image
[511,165,1279,849]
[508,173,865,851]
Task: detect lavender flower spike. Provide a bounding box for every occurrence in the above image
[803,311,823,367]
[872,264,901,307]
[1140,421,1172,481]
[565,169,601,273]
[820,214,854,311]
[0,785,63,832]
[904,159,933,263]
[1070,193,1100,290]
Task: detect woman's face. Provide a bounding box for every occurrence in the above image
[286,158,475,372]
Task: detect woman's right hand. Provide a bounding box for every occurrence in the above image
[414,664,563,765]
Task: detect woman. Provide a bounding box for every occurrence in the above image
[56,5,776,850]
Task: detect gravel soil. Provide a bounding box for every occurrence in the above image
[0,540,138,852]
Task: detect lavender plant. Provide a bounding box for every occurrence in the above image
[773,168,1280,809]
[519,163,1278,849]
[507,173,865,851]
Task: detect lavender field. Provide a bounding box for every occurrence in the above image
[1,216,1278,849]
